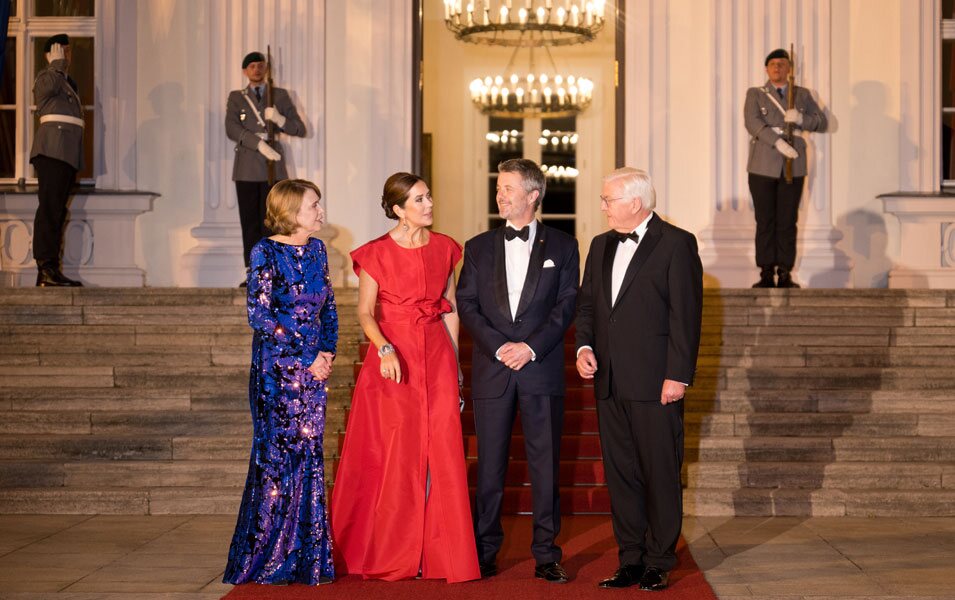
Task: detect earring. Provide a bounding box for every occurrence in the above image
[401,218,409,232]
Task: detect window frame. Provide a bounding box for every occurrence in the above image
[2,0,96,185]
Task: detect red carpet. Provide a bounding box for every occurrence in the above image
[222,515,717,599]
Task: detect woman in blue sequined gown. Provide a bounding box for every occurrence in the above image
[224,179,339,586]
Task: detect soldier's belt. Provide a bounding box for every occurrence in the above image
[39,114,84,128]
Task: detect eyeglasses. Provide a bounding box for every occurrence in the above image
[599,196,625,205]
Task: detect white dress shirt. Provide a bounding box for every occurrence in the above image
[505,219,536,319]
[611,214,652,306]
[496,219,538,362]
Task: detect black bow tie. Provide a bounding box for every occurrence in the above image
[505,225,530,242]
[611,230,640,244]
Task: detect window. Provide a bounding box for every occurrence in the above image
[485,114,579,236]
[943,0,955,184]
[1,0,95,183]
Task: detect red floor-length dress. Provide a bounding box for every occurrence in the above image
[331,232,480,583]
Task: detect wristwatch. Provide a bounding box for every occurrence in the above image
[377,343,395,358]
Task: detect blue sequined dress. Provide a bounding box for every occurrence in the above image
[224,237,338,585]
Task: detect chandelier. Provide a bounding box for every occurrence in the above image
[469,46,593,118]
[444,0,607,47]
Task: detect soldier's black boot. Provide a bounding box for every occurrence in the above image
[752,267,775,288]
[776,267,800,288]
[36,260,82,287]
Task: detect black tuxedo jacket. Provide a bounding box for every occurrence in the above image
[458,222,579,399]
[575,214,703,402]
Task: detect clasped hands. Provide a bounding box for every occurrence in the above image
[497,342,533,371]
[307,351,335,381]
[575,348,685,405]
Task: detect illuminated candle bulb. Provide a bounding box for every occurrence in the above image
[540,73,549,85]
[467,2,474,25]
[554,74,563,85]
[561,135,569,145]
[510,73,519,85]
[501,87,509,106]
[485,132,496,142]
[500,5,508,23]
[543,86,552,104]
[557,6,566,24]
[484,7,490,25]
[567,75,576,85]
[569,84,577,103]
[586,2,594,25]
[511,129,518,136]
[444,1,451,20]
[570,133,579,144]
[518,7,527,24]
[484,76,493,87]
[470,79,482,99]
[501,131,509,143]
[491,85,500,104]
[542,128,551,136]
[557,87,566,104]
[539,136,547,145]
[571,4,579,25]
[494,75,504,86]
[526,73,535,85]
[551,136,559,146]
[530,88,539,104]
[515,87,524,104]
[537,6,546,23]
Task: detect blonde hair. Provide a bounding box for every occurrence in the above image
[264,179,322,235]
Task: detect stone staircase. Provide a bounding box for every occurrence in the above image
[1,288,954,516]
[0,287,362,515]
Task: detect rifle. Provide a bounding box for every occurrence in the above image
[784,43,795,184]
[265,45,276,187]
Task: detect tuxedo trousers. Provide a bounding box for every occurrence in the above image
[749,173,805,271]
[472,376,564,565]
[597,389,684,571]
[235,180,275,268]
[32,155,77,264]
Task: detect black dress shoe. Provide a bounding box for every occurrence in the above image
[597,564,645,588]
[752,267,775,288]
[776,268,801,288]
[534,561,569,583]
[639,566,669,591]
[479,561,497,578]
[36,263,83,287]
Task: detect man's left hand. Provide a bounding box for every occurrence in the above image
[660,379,686,405]
[264,107,286,128]
[499,342,533,371]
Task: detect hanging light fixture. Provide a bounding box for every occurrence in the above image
[469,45,594,118]
[444,0,607,47]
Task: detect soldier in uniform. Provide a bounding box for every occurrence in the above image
[31,33,84,287]
[744,48,827,288]
[225,51,306,282]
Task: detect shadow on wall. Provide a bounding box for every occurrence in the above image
[126,81,201,284]
[838,209,889,288]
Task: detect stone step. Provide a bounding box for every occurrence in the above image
[0,287,360,307]
[684,487,955,517]
[684,461,952,490]
[0,435,173,460]
[687,435,955,462]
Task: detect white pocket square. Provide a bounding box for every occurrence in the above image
[543,259,556,268]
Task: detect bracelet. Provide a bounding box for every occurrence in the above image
[377,343,395,358]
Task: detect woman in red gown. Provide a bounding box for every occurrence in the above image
[330,173,480,583]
